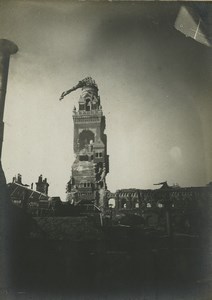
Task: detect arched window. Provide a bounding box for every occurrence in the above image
[120,199,127,209]
[95,152,103,158]
[86,98,92,111]
[108,198,116,208]
[79,104,84,111]
[79,130,95,150]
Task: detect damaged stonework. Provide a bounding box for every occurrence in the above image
[62,78,109,211]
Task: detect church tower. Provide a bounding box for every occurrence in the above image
[64,77,109,210]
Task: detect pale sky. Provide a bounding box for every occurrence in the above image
[0,1,212,200]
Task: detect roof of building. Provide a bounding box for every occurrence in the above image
[8,182,49,201]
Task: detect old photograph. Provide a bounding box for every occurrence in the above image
[0,1,212,299]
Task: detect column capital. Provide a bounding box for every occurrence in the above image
[0,39,18,55]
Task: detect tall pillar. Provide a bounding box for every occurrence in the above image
[0,39,18,161]
[0,39,18,290]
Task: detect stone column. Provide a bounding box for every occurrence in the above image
[0,39,18,290]
[0,39,18,160]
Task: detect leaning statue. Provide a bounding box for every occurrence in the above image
[59,77,98,100]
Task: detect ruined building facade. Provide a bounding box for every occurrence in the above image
[66,78,109,209]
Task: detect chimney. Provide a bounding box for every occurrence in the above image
[36,175,49,196]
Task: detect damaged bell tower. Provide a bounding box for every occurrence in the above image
[60,77,109,210]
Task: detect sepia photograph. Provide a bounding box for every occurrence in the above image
[0,1,212,299]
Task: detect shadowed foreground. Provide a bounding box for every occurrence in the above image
[4,211,212,300]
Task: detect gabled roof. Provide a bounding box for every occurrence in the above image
[8,182,49,201]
